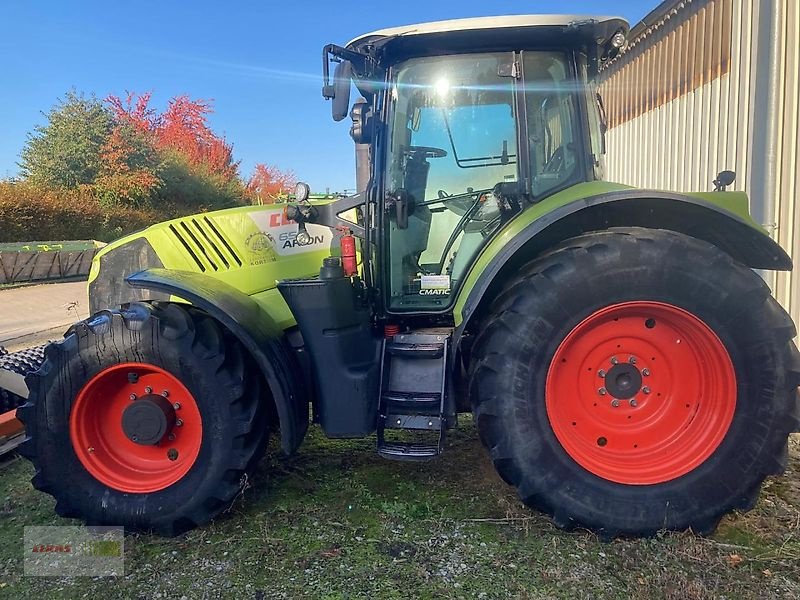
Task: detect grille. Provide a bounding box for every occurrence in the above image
[168,217,242,272]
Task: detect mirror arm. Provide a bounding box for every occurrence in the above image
[322,44,377,98]
[298,192,367,238]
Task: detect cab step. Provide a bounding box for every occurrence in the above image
[377,333,449,461]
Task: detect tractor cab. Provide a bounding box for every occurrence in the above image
[281,16,630,457]
[292,16,627,317]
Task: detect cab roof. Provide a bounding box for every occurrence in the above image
[347,15,629,54]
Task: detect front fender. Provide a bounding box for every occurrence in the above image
[126,268,308,454]
[454,184,792,343]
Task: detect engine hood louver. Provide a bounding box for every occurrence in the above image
[168,217,242,272]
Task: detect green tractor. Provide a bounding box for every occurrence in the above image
[18,15,800,538]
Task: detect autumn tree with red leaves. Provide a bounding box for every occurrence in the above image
[106,91,156,133]
[246,163,297,203]
[18,88,300,238]
[156,96,238,181]
[94,123,161,206]
[106,93,239,181]
[102,91,245,209]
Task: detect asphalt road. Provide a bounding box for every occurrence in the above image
[0,280,89,351]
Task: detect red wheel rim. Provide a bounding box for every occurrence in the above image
[70,362,203,493]
[546,301,736,485]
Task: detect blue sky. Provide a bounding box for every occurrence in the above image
[0,1,653,193]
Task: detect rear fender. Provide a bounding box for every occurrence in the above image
[126,268,309,454]
[454,188,792,347]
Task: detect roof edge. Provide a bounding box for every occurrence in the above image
[346,14,629,50]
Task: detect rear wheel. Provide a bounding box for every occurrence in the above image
[469,228,800,536]
[18,302,270,536]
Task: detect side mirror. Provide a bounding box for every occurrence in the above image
[331,61,353,122]
[294,181,310,203]
[713,170,736,191]
[350,98,373,144]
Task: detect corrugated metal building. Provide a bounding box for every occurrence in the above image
[600,0,800,326]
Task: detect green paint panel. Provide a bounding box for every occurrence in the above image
[684,191,757,224]
[452,183,768,325]
[89,201,337,327]
[452,181,630,323]
[91,185,768,331]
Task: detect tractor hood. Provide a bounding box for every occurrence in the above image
[87,199,338,323]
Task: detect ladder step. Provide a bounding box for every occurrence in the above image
[377,333,450,462]
[385,342,444,359]
[382,391,440,406]
[377,442,441,461]
[384,414,443,430]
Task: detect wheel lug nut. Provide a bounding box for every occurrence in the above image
[611,399,620,408]
[129,393,137,401]
[598,387,607,396]
[629,356,637,364]
[642,369,651,377]
[642,387,651,395]
[168,433,176,441]
[610,356,619,365]
[598,369,607,378]
[173,402,181,410]
[162,390,170,398]
[629,399,638,407]
[144,386,152,394]
[176,419,184,427]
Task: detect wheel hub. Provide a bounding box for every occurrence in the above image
[121,394,176,445]
[603,363,642,400]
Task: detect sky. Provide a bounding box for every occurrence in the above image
[0,1,654,193]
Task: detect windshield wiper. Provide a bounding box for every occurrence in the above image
[441,108,518,169]
[436,195,486,274]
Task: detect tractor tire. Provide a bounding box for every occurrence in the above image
[0,345,46,412]
[469,227,800,537]
[18,301,270,536]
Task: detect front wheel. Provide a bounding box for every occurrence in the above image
[469,228,800,537]
[19,302,270,536]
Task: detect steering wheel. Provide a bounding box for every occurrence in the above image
[408,146,448,159]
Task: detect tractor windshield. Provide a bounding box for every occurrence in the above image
[384,51,577,310]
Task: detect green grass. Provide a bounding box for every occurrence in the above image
[1,424,798,599]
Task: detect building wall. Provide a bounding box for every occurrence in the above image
[600,0,800,328]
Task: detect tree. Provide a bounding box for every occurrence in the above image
[106,91,157,134]
[94,123,161,207]
[19,89,251,214]
[19,91,113,188]
[156,95,238,181]
[246,163,297,203]
[105,92,243,209]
